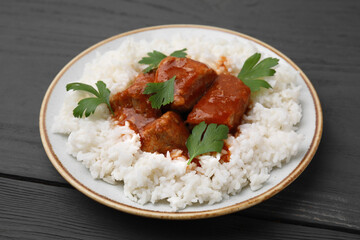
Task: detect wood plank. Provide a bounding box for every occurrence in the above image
[0,177,359,240]
[0,0,360,235]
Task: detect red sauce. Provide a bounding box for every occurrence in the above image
[192,158,201,167]
[216,56,229,73]
[110,72,161,133]
[115,107,158,132]
[220,143,231,163]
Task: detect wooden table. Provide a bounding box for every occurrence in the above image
[1,0,359,239]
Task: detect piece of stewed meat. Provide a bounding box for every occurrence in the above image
[186,73,251,131]
[140,111,190,154]
[110,72,161,131]
[155,56,217,112]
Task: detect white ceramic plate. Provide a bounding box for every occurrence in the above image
[40,25,323,219]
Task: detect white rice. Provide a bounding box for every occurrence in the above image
[52,35,303,210]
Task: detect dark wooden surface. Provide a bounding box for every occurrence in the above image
[1,0,359,239]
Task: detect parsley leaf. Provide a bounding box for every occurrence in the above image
[186,122,229,165]
[237,53,279,92]
[169,48,187,58]
[138,50,167,73]
[138,48,187,73]
[66,81,114,118]
[143,76,175,109]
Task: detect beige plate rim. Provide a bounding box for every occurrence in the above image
[39,24,323,220]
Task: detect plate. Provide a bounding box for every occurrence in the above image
[39,24,323,219]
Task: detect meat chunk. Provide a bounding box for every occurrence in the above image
[187,73,251,131]
[126,72,156,112]
[155,56,217,112]
[140,111,190,154]
[110,72,161,131]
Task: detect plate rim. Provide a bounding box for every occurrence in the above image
[39,24,323,219]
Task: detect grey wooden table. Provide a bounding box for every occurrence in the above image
[1,0,360,239]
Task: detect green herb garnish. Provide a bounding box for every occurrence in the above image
[143,76,175,109]
[169,48,187,58]
[186,122,229,165]
[66,81,114,118]
[238,53,279,92]
[139,48,187,73]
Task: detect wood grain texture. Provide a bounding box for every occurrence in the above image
[0,0,360,238]
[1,177,359,240]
